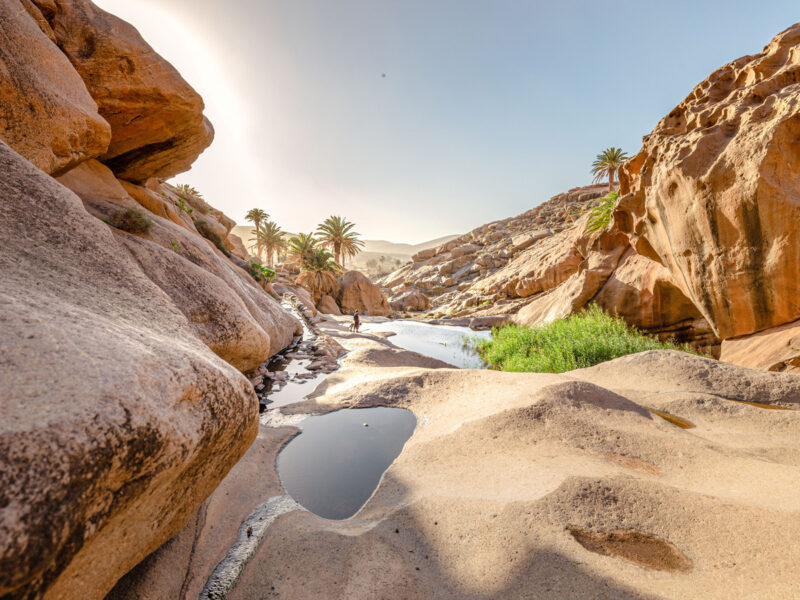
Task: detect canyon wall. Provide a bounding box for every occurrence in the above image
[616,23,800,371]
[0,1,300,598]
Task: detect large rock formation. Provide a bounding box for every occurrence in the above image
[381,25,800,363]
[56,161,299,372]
[0,4,300,598]
[0,143,258,600]
[616,24,800,340]
[337,270,392,316]
[390,289,431,312]
[30,0,214,181]
[0,0,111,174]
[381,185,607,306]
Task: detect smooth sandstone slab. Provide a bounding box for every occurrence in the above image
[0,142,257,600]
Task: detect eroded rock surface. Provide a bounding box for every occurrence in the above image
[0,0,111,174]
[0,142,258,600]
[218,329,799,599]
[33,0,214,181]
[616,23,800,340]
[337,270,392,316]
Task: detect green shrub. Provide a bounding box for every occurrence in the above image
[175,184,211,214]
[248,260,276,283]
[175,197,193,215]
[472,305,700,373]
[584,191,618,234]
[195,219,231,257]
[109,209,152,235]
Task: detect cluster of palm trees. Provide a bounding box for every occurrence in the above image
[245,210,364,273]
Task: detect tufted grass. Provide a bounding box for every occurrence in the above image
[471,305,699,373]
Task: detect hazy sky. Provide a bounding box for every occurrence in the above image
[94,0,798,243]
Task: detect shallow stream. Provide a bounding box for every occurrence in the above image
[360,319,490,368]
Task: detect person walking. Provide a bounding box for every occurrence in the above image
[353,310,361,333]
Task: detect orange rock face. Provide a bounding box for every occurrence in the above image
[33,0,213,181]
[0,0,111,174]
[616,24,800,339]
[337,270,392,316]
[721,319,800,373]
[594,249,704,331]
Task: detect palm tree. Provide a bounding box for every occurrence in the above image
[245,208,269,232]
[287,232,318,265]
[304,247,340,273]
[251,221,286,266]
[316,215,365,268]
[591,147,629,192]
[295,247,340,304]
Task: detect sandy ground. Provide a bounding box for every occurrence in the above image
[112,316,800,600]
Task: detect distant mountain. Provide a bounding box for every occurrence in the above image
[230,226,459,267]
[359,235,460,257]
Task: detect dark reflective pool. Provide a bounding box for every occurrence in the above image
[276,407,416,520]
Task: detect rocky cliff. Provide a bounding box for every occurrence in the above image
[0,2,300,598]
[383,24,800,365]
[382,185,717,351]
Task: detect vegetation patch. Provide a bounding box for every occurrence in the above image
[472,305,699,373]
[175,184,211,214]
[109,208,152,235]
[584,191,618,234]
[195,219,231,257]
[248,260,276,283]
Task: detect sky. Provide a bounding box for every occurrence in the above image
[94,0,798,244]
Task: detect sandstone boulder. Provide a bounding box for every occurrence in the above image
[390,289,431,312]
[225,233,250,260]
[119,233,275,372]
[449,243,481,259]
[0,0,111,174]
[412,247,436,262]
[0,142,257,599]
[616,24,800,339]
[317,294,342,315]
[57,159,301,367]
[337,271,392,316]
[513,229,628,327]
[34,0,213,181]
